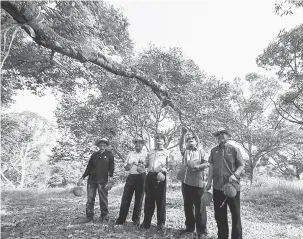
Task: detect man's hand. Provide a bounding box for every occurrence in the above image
[229,174,237,183]
[191,165,199,171]
[108,176,113,182]
[77,177,84,186]
[161,167,167,173]
[205,182,212,191]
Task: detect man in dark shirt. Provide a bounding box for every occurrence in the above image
[78,138,114,223]
[206,128,245,239]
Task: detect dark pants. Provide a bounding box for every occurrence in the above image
[182,183,207,234]
[213,189,242,239]
[142,172,166,227]
[86,183,108,219]
[116,173,146,223]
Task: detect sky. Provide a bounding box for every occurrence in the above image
[6,0,303,121]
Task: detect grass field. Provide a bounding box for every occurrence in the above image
[1,177,303,239]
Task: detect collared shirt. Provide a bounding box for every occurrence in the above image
[125,151,148,174]
[208,143,244,191]
[181,146,206,188]
[82,149,115,184]
[146,148,170,172]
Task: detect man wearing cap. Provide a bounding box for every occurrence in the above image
[178,127,209,238]
[140,133,172,231]
[206,128,245,239]
[116,138,147,226]
[78,138,115,223]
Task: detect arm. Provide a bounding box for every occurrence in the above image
[205,152,214,191]
[192,149,209,171]
[234,148,245,178]
[124,153,131,171]
[190,129,200,147]
[81,155,93,179]
[164,151,174,172]
[108,153,115,179]
[179,127,187,161]
[78,155,93,185]
[206,164,213,190]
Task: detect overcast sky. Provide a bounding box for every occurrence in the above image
[8,0,303,120]
[112,0,302,80]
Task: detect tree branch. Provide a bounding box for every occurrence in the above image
[1,1,183,116]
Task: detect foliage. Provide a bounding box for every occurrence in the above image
[1,1,133,106]
[274,0,303,16]
[227,73,302,183]
[1,111,55,188]
[257,16,303,125]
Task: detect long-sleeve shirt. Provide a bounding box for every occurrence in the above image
[82,149,114,184]
[208,143,244,191]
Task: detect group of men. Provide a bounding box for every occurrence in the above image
[78,127,245,239]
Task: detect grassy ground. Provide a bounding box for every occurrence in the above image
[1,177,303,239]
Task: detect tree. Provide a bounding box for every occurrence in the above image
[268,143,303,179]
[1,111,55,188]
[1,1,183,116]
[228,73,301,183]
[258,3,303,125]
[1,1,133,106]
[274,0,303,16]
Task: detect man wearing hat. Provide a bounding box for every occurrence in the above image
[78,138,115,223]
[178,127,209,239]
[140,133,172,231]
[206,128,245,239]
[116,138,147,226]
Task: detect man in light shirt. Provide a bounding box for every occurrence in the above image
[116,138,147,226]
[178,127,209,239]
[140,133,172,231]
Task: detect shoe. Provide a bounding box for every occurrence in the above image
[157,224,165,231]
[140,223,150,229]
[115,219,124,225]
[100,215,109,222]
[197,233,208,239]
[179,228,194,234]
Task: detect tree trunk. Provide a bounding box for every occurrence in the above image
[0,172,15,188]
[248,144,254,184]
[19,143,30,188]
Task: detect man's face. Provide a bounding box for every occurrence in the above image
[98,142,108,150]
[187,137,197,147]
[155,136,165,147]
[134,141,144,151]
[215,132,229,144]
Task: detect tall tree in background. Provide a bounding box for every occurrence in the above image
[258,2,303,125]
[1,111,55,188]
[228,73,301,183]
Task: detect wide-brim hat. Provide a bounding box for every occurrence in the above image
[213,127,231,137]
[95,138,110,146]
[132,138,146,144]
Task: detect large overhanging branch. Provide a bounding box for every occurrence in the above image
[1,1,184,117]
